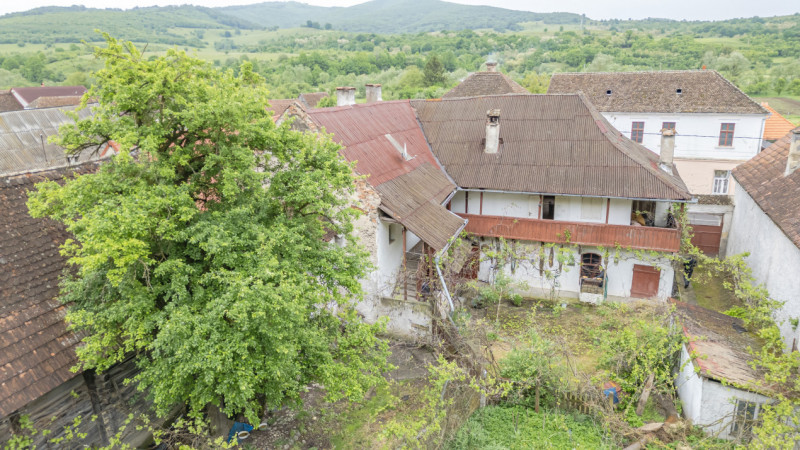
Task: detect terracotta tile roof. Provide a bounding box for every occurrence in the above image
[0,106,111,176]
[671,300,771,392]
[732,127,800,249]
[11,86,87,107]
[267,99,297,120]
[308,101,464,250]
[762,103,796,141]
[298,92,329,108]
[0,164,98,418]
[547,70,767,115]
[412,94,692,201]
[0,91,23,113]
[443,71,529,99]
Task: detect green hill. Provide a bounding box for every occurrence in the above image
[218,0,583,33]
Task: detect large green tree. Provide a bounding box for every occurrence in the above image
[28,34,390,424]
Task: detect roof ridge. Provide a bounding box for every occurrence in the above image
[553,69,715,76]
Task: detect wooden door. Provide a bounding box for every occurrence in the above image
[691,224,723,256]
[631,264,660,298]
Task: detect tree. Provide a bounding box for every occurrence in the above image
[28,34,390,426]
[423,54,446,87]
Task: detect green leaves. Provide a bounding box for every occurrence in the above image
[28,34,388,425]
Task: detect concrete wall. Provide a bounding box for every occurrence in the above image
[357,296,433,340]
[727,181,800,350]
[475,238,674,301]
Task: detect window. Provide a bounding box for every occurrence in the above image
[630,121,645,143]
[661,122,676,131]
[580,197,604,220]
[730,400,760,441]
[580,253,603,279]
[712,170,731,195]
[541,196,555,220]
[719,123,735,147]
[388,223,397,244]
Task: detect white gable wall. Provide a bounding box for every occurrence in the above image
[727,180,800,350]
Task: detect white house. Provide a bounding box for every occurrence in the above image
[726,127,800,351]
[548,70,768,256]
[673,300,773,442]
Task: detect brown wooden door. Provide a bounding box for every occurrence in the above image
[691,224,723,256]
[631,264,660,298]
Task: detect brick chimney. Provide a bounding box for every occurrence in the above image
[785,129,800,176]
[336,86,356,106]
[365,84,382,103]
[485,109,501,154]
[659,128,676,174]
[486,62,497,72]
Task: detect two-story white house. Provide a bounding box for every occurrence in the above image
[548,70,768,256]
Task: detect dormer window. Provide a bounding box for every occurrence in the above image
[676,88,683,94]
[606,89,612,95]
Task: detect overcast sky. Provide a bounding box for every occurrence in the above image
[0,0,797,21]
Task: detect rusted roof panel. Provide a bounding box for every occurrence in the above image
[443,71,529,99]
[548,70,767,115]
[0,106,106,176]
[0,164,98,418]
[733,127,800,249]
[412,94,691,200]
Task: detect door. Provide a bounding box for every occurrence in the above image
[631,264,660,298]
[689,214,723,256]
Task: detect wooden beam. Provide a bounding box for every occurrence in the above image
[479,191,483,215]
[605,198,611,224]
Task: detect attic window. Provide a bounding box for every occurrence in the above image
[676,88,683,94]
[606,90,612,95]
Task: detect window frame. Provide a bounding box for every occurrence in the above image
[661,121,676,131]
[730,399,761,441]
[630,121,645,143]
[712,170,731,195]
[719,123,735,147]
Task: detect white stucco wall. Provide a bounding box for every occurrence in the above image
[674,158,742,196]
[727,180,800,350]
[475,238,674,301]
[602,112,765,161]
[677,346,704,424]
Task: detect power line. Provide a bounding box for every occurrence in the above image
[616,130,765,140]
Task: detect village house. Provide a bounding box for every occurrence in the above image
[548,70,768,256]
[442,62,530,98]
[281,85,692,335]
[673,300,773,441]
[726,127,800,351]
[0,106,157,448]
[0,85,88,113]
[761,102,797,144]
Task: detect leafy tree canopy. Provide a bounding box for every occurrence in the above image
[28,33,390,424]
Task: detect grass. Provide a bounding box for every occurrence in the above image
[687,265,742,313]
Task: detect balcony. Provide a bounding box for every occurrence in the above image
[458,214,681,253]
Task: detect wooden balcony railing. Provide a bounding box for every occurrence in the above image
[459,214,681,253]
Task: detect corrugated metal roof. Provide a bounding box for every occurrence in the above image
[0,106,107,176]
[412,94,692,200]
[299,92,329,108]
[547,70,767,115]
[308,101,463,250]
[443,71,530,99]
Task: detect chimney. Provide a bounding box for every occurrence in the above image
[365,84,382,103]
[785,129,800,176]
[484,109,501,154]
[335,86,356,106]
[486,62,497,72]
[659,128,676,174]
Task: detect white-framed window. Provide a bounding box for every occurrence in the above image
[712,170,731,195]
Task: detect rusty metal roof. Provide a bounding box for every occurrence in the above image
[733,127,800,249]
[443,71,529,99]
[548,70,767,115]
[412,94,692,201]
[308,101,464,250]
[0,106,110,176]
[298,92,329,108]
[11,86,87,107]
[0,164,98,418]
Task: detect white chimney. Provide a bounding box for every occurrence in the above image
[485,109,501,154]
[336,86,356,106]
[785,129,800,176]
[486,62,497,72]
[659,128,676,174]
[365,84,382,103]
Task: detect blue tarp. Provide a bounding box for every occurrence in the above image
[227,422,254,443]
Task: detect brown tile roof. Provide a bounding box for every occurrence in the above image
[267,99,297,120]
[25,96,84,110]
[0,91,23,113]
[308,101,464,250]
[412,94,692,201]
[671,300,770,392]
[298,92,329,108]
[547,70,767,115]
[732,127,800,249]
[762,103,796,141]
[0,106,110,176]
[11,86,87,107]
[443,71,529,99]
[0,164,98,418]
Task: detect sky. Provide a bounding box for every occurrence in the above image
[0,0,797,21]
